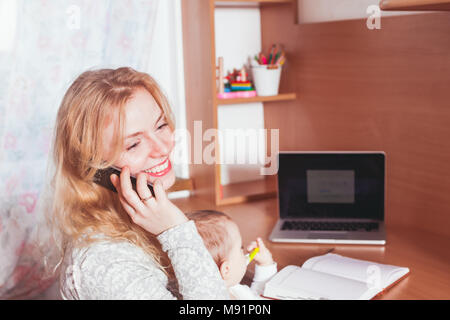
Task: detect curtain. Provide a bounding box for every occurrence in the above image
[0,0,162,299]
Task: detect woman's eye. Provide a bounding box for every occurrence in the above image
[127,142,139,151]
[158,123,168,130]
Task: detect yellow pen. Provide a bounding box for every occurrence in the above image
[246,247,259,265]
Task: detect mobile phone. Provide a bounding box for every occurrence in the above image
[93,166,155,197]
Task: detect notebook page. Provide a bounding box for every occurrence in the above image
[263,265,376,300]
[302,253,410,289]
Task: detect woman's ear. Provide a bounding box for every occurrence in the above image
[219,260,230,280]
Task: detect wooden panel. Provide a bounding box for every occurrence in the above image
[181,0,216,202]
[380,0,450,11]
[260,7,450,236]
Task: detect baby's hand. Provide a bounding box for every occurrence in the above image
[247,237,274,266]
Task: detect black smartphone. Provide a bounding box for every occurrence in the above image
[93,166,155,197]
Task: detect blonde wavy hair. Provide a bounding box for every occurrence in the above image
[44,67,175,277]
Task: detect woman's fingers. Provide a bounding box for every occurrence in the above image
[110,168,187,235]
[153,179,167,202]
[110,174,139,221]
[136,172,156,209]
[117,167,147,215]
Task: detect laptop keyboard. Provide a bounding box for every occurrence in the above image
[281,221,379,232]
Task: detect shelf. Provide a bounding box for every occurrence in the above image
[379,0,450,10]
[217,175,277,205]
[216,0,292,2]
[215,0,292,5]
[217,93,296,105]
[168,177,194,193]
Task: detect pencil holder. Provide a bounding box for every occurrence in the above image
[251,65,282,96]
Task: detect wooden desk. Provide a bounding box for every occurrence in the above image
[173,195,450,299]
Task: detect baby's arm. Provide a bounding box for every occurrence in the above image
[247,238,277,296]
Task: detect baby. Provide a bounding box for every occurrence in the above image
[186,210,277,299]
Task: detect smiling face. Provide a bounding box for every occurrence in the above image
[102,87,176,190]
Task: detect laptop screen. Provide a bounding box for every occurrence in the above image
[277,152,385,220]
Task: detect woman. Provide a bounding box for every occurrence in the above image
[49,67,229,299]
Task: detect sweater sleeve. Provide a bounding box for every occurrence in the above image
[60,239,177,300]
[60,221,229,300]
[157,220,230,300]
[249,263,278,296]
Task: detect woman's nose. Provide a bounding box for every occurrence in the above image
[147,135,171,157]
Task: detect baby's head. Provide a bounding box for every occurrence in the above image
[186,210,248,287]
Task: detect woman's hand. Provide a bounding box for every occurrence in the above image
[110,166,188,235]
[247,237,274,266]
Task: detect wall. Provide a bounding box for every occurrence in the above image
[260,6,450,236]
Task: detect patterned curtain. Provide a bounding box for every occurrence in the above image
[0,0,159,299]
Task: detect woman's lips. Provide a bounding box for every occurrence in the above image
[144,158,172,177]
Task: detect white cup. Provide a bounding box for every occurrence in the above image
[251,65,282,96]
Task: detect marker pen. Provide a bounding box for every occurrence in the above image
[246,247,259,265]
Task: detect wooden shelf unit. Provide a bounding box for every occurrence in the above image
[181,0,295,205]
[213,0,295,206]
[379,0,450,10]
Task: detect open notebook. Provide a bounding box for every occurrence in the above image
[263,253,410,300]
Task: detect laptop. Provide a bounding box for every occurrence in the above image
[269,152,386,245]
